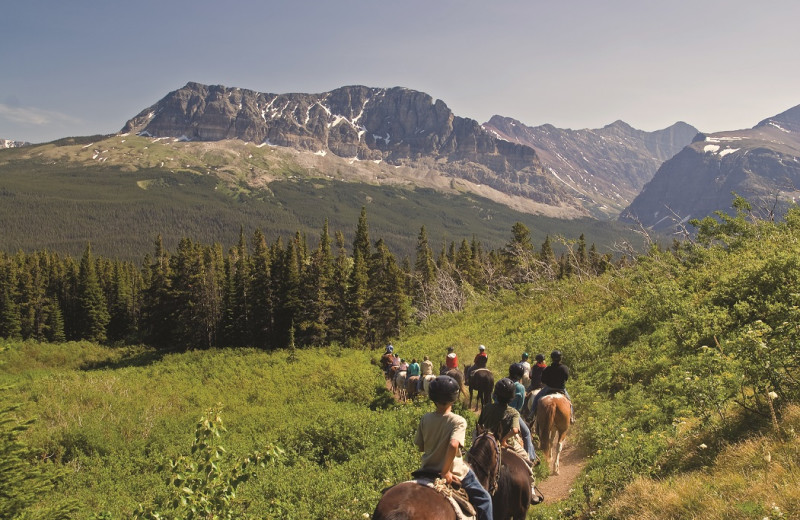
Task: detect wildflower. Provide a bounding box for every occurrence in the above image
[699,443,707,449]
[764,452,771,463]
[768,391,778,400]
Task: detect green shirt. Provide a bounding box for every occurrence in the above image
[477,401,520,440]
[407,362,421,377]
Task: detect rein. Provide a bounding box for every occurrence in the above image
[468,432,502,495]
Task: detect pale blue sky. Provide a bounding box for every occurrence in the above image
[2,0,799,143]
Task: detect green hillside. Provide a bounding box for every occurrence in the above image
[0,135,642,261]
[2,201,799,519]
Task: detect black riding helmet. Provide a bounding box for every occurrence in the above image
[493,378,515,405]
[535,353,545,362]
[551,350,562,362]
[508,362,525,380]
[428,375,461,405]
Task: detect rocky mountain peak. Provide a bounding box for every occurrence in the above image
[121,82,581,215]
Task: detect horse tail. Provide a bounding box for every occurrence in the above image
[537,397,556,456]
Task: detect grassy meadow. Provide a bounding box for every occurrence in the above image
[3,203,800,519]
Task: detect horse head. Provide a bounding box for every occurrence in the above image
[467,432,501,495]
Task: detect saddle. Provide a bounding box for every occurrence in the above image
[410,470,477,519]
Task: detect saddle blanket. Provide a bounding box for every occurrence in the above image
[410,478,476,520]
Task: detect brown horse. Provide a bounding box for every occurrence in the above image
[439,365,467,397]
[535,393,571,475]
[371,481,456,520]
[406,375,420,402]
[465,366,494,411]
[373,433,499,519]
[468,433,533,520]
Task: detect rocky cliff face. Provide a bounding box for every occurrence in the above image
[122,83,578,210]
[1,139,30,149]
[482,116,698,218]
[621,104,800,231]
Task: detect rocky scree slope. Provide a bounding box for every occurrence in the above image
[483,116,698,218]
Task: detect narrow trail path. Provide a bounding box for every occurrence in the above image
[535,432,587,502]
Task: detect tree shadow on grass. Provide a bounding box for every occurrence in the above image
[79,346,176,371]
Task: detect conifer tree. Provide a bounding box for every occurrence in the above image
[249,230,273,349]
[76,243,110,343]
[345,248,369,346]
[353,206,371,261]
[300,220,334,346]
[414,226,436,288]
[329,231,351,345]
[366,239,409,345]
[141,235,174,347]
[107,261,135,343]
[0,284,21,339]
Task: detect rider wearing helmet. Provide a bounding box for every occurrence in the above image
[466,344,488,383]
[527,353,547,392]
[478,378,538,495]
[416,376,493,520]
[530,350,574,423]
[509,363,538,463]
[519,352,531,380]
[445,347,459,370]
[380,345,395,375]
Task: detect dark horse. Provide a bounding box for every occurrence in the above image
[468,432,533,520]
[465,365,494,411]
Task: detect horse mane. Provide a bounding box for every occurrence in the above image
[467,433,500,493]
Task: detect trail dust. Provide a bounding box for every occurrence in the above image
[535,425,588,502]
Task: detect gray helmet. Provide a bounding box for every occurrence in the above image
[428,375,461,405]
[509,362,525,380]
[493,378,515,405]
[550,350,562,362]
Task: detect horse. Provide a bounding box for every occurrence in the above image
[465,366,494,411]
[420,374,437,395]
[534,393,571,475]
[393,370,407,402]
[439,365,467,397]
[371,481,456,520]
[522,388,541,420]
[468,432,533,520]
[406,375,420,401]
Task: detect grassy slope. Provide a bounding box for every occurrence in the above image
[0,136,642,261]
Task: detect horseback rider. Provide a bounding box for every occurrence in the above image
[445,347,459,370]
[519,352,531,380]
[527,354,547,392]
[466,344,488,383]
[415,376,493,520]
[478,378,538,497]
[529,351,574,424]
[418,355,434,392]
[381,344,395,375]
[508,363,539,464]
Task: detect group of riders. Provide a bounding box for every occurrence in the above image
[377,344,575,520]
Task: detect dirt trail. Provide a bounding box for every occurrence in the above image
[535,435,587,502]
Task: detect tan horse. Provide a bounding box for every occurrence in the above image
[535,393,571,475]
[393,370,407,402]
[420,374,437,395]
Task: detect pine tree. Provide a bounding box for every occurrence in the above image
[345,248,369,347]
[366,239,409,346]
[249,230,273,349]
[141,235,174,347]
[353,206,371,260]
[329,231,351,345]
[76,243,110,343]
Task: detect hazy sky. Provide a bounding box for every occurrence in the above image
[2,0,799,143]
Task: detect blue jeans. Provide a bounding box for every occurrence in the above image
[460,468,493,520]
[530,386,572,419]
[518,417,538,462]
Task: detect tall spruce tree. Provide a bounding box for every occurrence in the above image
[76,243,110,343]
[249,230,273,349]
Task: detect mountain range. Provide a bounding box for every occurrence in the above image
[482,116,698,218]
[621,104,800,231]
[2,81,800,256]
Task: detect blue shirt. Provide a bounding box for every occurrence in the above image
[407,362,421,377]
[510,381,526,411]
